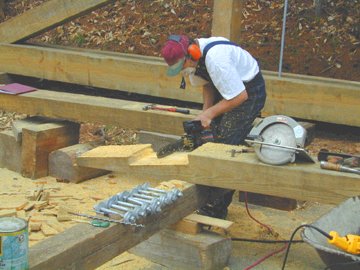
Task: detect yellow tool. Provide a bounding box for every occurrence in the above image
[328,231,360,255]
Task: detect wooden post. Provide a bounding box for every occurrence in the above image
[0,0,4,21]
[21,121,80,179]
[314,0,322,17]
[211,0,243,42]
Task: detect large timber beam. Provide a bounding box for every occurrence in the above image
[0,43,202,102]
[77,144,360,205]
[0,44,359,127]
[0,89,196,135]
[0,0,115,43]
[29,182,209,270]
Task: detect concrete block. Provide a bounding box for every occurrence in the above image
[130,229,232,270]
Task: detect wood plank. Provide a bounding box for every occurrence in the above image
[77,145,189,171]
[184,214,233,230]
[170,219,201,235]
[77,144,154,171]
[0,44,359,126]
[29,182,209,270]
[0,0,115,43]
[212,0,242,41]
[0,89,196,135]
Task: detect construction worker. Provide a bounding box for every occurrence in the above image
[161,35,266,219]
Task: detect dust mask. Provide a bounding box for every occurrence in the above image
[189,74,208,87]
[181,67,196,77]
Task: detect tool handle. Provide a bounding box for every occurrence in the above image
[320,161,360,175]
[320,161,341,171]
[175,108,190,114]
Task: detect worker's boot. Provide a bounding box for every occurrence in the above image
[198,189,234,219]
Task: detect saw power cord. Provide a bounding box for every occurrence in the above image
[238,193,359,269]
[281,224,360,270]
[243,191,274,233]
[243,244,288,270]
[239,192,293,270]
[281,224,332,269]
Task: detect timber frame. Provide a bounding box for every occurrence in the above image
[0,0,359,128]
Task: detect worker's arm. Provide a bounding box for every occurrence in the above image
[202,83,216,111]
[195,90,248,128]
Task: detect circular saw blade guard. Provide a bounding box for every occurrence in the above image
[248,115,307,165]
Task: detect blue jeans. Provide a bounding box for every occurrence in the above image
[214,71,266,145]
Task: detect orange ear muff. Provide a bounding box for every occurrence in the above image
[188,44,201,61]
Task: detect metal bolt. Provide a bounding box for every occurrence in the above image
[116,191,157,214]
[132,193,168,206]
[143,183,183,198]
[136,183,182,202]
[108,197,146,217]
[138,189,175,204]
[127,197,161,214]
[110,196,148,217]
[94,201,137,224]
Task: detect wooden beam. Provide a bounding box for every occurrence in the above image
[0,0,115,43]
[0,89,196,135]
[212,0,243,42]
[187,144,360,204]
[130,230,232,270]
[263,71,360,126]
[29,182,209,270]
[0,43,202,102]
[77,144,189,171]
[21,121,80,179]
[48,143,109,183]
[77,144,360,205]
[0,44,359,126]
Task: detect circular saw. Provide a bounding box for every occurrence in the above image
[245,115,314,165]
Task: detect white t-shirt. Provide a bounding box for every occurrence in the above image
[196,37,259,100]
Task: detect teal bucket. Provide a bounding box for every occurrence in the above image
[0,217,29,270]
